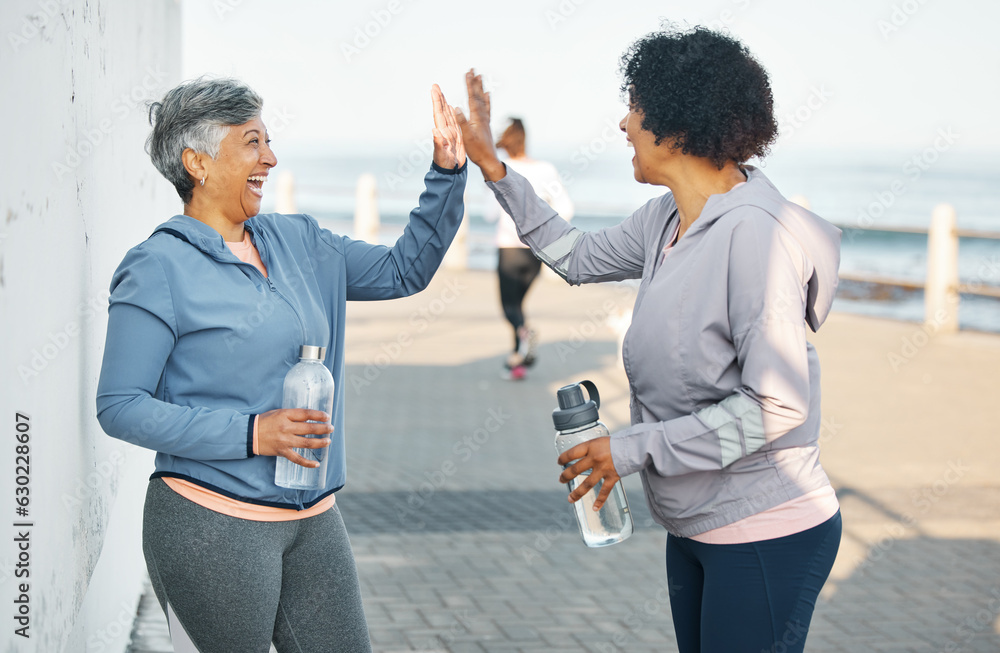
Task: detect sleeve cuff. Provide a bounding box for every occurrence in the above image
[247,414,258,458]
[431,159,468,176]
[610,430,645,478]
[483,164,514,193]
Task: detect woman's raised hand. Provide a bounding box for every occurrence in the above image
[431,84,466,171]
[453,69,507,182]
[256,408,333,468]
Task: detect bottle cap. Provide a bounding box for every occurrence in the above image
[552,380,600,431]
[299,345,326,360]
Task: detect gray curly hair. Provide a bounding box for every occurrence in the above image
[146,77,263,203]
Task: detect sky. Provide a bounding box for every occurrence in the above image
[182,0,1000,158]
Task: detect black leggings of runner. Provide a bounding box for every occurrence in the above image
[497,247,542,352]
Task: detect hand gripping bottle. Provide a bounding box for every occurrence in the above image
[275,345,335,490]
[553,380,633,547]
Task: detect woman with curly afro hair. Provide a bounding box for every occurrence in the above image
[455,24,843,653]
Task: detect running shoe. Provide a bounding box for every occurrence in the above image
[517,327,538,368]
[501,364,527,381]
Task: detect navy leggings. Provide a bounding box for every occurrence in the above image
[666,511,841,653]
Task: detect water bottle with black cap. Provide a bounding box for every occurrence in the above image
[553,380,633,547]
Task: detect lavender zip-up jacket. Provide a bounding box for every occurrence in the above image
[487,165,841,537]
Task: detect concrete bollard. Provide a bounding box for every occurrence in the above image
[443,191,469,270]
[925,203,959,333]
[354,174,379,244]
[275,171,296,214]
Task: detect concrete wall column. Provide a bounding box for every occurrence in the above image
[0,1,180,650]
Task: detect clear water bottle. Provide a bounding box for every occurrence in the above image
[274,345,334,490]
[553,380,633,547]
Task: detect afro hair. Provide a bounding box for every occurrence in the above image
[620,25,778,168]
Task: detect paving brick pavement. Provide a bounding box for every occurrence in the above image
[128,269,1000,652]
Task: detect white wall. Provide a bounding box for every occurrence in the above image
[0,1,180,651]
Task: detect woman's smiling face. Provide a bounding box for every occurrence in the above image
[201,115,277,220]
[620,105,670,186]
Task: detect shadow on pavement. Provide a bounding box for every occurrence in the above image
[813,534,1000,652]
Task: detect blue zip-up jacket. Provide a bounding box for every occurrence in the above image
[96,162,466,509]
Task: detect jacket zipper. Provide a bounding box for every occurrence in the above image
[243,225,307,343]
[241,227,310,506]
[623,208,682,427]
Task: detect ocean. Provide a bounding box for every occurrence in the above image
[262,146,1000,334]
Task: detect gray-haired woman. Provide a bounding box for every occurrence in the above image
[96,77,466,651]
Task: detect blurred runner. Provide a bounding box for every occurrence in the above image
[484,118,574,380]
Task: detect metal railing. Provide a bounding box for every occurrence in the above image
[789,197,999,333]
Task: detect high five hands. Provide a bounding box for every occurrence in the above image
[452,69,507,182]
[449,67,621,509]
[431,84,466,170]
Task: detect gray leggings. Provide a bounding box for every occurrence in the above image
[142,478,372,652]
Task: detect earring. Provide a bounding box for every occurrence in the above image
[200,176,206,187]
